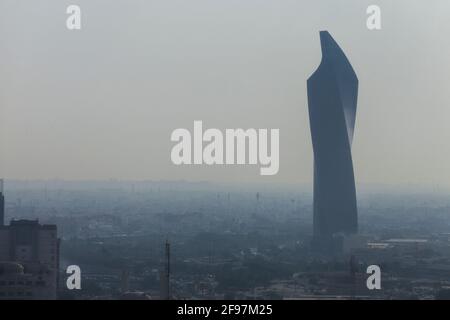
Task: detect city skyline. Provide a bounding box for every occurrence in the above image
[1,0,450,303]
[1,1,449,189]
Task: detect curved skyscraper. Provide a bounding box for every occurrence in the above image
[307,31,358,246]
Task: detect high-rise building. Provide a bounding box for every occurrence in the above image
[0,179,4,226]
[307,31,359,250]
[160,240,170,300]
[0,219,59,300]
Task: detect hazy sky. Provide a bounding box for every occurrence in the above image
[1,0,449,189]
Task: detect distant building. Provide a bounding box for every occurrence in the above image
[0,180,4,226]
[160,240,170,300]
[0,219,59,300]
[307,31,359,252]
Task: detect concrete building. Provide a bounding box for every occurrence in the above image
[0,261,55,300]
[0,210,59,299]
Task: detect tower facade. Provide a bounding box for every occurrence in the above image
[307,31,358,245]
[0,179,4,226]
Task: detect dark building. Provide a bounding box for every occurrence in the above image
[160,240,170,300]
[0,183,59,299]
[307,31,359,250]
[0,220,59,300]
[0,179,4,226]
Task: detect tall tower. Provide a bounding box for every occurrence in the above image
[121,269,130,293]
[160,239,170,299]
[307,31,358,248]
[0,179,4,226]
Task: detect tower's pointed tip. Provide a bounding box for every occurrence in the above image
[318,31,342,59]
[319,31,334,46]
[319,31,331,39]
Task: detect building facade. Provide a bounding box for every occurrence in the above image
[0,180,4,227]
[307,31,359,250]
[0,220,59,300]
